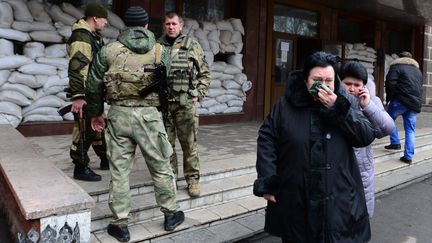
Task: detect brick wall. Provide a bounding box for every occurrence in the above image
[423,25,432,105]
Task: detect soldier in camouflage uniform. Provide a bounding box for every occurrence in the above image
[158,12,211,197]
[67,3,109,182]
[86,6,184,242]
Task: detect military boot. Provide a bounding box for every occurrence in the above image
[187,183,200,197]
[164,211,185,231]
[73,164,101,182]
[107,224,130,242]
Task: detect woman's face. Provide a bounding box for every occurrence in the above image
[306,66,335,92]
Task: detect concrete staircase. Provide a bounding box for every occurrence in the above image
[87,127,432,242]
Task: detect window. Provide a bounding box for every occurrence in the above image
[273,4,319,37]
[338,19,361,43]
[165,0,176,12]
[183,0,228,21]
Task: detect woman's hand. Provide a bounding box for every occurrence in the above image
[264,194,276,203]
[317,84,337,108]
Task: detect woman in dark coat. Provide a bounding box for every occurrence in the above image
[253,52,375,243]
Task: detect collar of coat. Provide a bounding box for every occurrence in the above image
[390,57,419,68]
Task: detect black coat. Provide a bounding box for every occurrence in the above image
[385,57,423,113]
[253,71,375,243]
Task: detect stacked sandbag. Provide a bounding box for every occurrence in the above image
[345,43,377,81]
[184,17,252,115]
[0,2,125,127]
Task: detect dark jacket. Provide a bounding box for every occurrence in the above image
[385,57,423,113]
[253,71,375,242]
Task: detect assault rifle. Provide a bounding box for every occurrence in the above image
[58,103,87,164]
[139,64,169,124]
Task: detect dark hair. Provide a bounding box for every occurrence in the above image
[339,61,368,85]
[302,52,339,79]
[165,11,183,24]
[399,51,412,58]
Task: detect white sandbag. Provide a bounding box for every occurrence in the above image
[101,26,120,39]
[242,80,252,92]
[8,71,42,88]
[47,5,76,26]
[226,88,244,97]
[7,0,33,22]
[107,9,125,30]
[56,91,68,101]
[0,55,33,69]
[0,90,31,106]
[18,63,57,75]
[34,75,48,88]
[25,106,59,117]
[197,107,210,115]
[211,61,227,72]
[36,57,68,69]
[209,41,220,55]
[220,43,236,53]
[229,18,245,35]
[201,21,217,31]
[30,30,63,43]
[12,21,55,32]
[184,18,199,30]
[227,99,243,107]
[234,73,247,85]
[223,106,243,113]
[43,85,65,96]
[207,30,220,43]
[207,88,226,98]
[0,101,21,117]
[227,54,243,70]
[222,80,241,90]
[220,73,235,80]
[209,79,222,89]
[58,69,68,79]
[43,76,68,91]
[224,64,242,74]
[0,70,10,86]
[209,71,222,79]
[63,112,74,121]
[23,42,45,59]
[0,28,31,42]
[23,114,63,122]
[216,20,233,31]
[204,51,213,66]
[0,2,13,28]
[22,95,64,114]
[0,39,14,57]
[1,82,36,100]
[60,2,84,19]
[220,30,232,45]
[200,98,219,108]
[56,24,72,39]
[231,31,242,43]
[353,43,366,50]
[234,43,243,53]
[27,0,51,23]
[216,94,239,103]
[45,44,67,58]
[194,28,208,40]
[208,103,228,113]
[0,113,21,127]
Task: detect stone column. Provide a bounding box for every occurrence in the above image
[423,25,432,105]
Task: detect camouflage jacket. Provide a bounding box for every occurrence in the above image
[157,34,211,101]
[67,19,104,100]
[86,27,159,117]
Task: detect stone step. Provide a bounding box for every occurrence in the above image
[375,148,432,177]
[373,135,432,163]
[91,173,257,232]
[371,127,432,149]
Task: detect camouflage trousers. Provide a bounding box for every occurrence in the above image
[70,113,107,166]
[165,100,200,185]
[105,106,179,225]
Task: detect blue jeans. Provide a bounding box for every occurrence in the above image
[387,99,417,160]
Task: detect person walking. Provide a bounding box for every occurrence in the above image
[384,51,423,164]
[67,2,109,181]
[339,61,395,217]
[253,52,375,243]
[86,6,184,242]
[157,11,211,197]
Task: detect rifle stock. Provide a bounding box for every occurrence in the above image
[58,104,73,116]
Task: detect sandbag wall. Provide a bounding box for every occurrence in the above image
[345,43,377,82]
[182,17,252,115]
[0,0,125,128]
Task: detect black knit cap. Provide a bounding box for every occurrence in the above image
[85,2,108,18]
[124,6,149,27]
